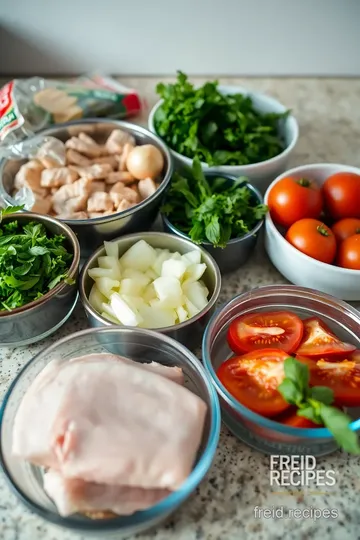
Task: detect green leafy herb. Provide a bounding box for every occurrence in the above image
[162,157,268,247]
[278,357,360,454]
[0,212,73,311]
[155,71,289,166]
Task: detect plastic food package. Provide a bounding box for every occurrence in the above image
[0,74,143,161]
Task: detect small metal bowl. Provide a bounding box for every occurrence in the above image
[0,327,221,536]
[0,212,80,347]
[162,173,265,274]
[79,232,221,350]
[0,119,174,258]
[202,285,360,457]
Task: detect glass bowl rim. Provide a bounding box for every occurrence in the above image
[202,284,360,438]
[0,326,221,532]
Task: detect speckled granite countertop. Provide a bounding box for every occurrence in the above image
[1,77,360,540]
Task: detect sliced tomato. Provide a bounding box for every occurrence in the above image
[227,311,304,355]
[274,407,322,428]
[298,352,360,407]
[295,317,356,358]
[216,349,291,417]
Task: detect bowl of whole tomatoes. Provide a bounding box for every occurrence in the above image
[264,163,360,300]
[202,285,360,456]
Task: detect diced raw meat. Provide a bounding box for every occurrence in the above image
[52,178,90,215]
[12,356,206,489]
[43,470,170,517]
[36,138,66,168]
[91,155,118,169]
[65,136,102,158]
[105,129,135,154]
[106,171,134,185]
[115,143,135,171]
[41,167,78,188]
[109,184,139,204]
[32,195,52,215]
[14,160,45,195]
[57,211,88,220]
[89,181,106,194]
[111,197,133,212]
[72,163,112,181]
[138,177,157,200]
[87,192,113,213]
[66,149,91,167]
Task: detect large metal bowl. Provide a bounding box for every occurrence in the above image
[79,232,221,350]
[0,120,174,257]
[0,212,80,346]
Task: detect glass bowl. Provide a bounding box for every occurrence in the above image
[0,328,221,537]
[202,285,360,456]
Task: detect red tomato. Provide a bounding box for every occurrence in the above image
[227,311,303,354]
[285,218,337,264]
[296,317,356,358]
[337,234,360,270]
[332,218,360,243]
[216,349,291,417]
[322,172,360,220]
[268,176,323,228]
[299,352,360,407]
[274,407,322,428]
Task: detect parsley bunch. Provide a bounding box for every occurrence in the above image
[162,158,267,248]
[155,72,289,166]
[0,207,73,311]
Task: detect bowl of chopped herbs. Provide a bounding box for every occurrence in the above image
[0,207,80,346]
[149,72,298,193]
[161,158,267,274]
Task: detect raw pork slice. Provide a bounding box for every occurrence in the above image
[43,469,170,517]
[12,356,205,489]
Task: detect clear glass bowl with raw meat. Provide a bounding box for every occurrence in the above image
[0,327,220,536]
[0,120,173,257]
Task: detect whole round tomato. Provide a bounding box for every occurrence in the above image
[337,234,360,270]
[322,172,360,220]
[332,218,360,243]
[285,219,337,264]
[268,176,323,228]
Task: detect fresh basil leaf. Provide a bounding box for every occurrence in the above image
[297,406,322,424]
[205,215,221,245]
[310,386,334,405]
[284,357,309,394]
[278,378,303,406]
[320,404,360,454]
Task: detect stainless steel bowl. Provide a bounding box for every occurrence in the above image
[0,119,174,258]
[0,327,221,536]
[0,212,80,346]
[162,173,265,274]
[79,232,221,350]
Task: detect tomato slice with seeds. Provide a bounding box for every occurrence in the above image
[295,317,356,358]
[227,311,304,355]
[274,407,322,428]
[298,352,360,407]
[216,349,291,417]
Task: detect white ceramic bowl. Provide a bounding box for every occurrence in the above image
[148,85,299,193]
[264,163,360,301]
